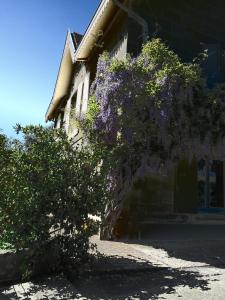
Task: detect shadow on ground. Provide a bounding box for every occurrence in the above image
[122,224,225,269]
[70,255,210,300]
[3,226,225,300]
[0,255,210,300]
[142,240,225,269]
[0,276,78,300]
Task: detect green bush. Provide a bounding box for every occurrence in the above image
[0,125,107,276]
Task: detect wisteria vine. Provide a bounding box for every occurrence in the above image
[85,39,225,175]
[81,39,225,236]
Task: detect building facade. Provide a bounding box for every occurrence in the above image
[46,0,225,238]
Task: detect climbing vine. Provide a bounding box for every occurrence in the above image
[81,39,225,237]
[84,39,225,173]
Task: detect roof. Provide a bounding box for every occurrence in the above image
[74,0,116,61]
[71,32,83,50]
[46,0,119,121]
[45,31,76,121]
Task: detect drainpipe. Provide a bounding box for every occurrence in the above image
[112,0,149,42]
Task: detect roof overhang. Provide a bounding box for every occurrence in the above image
[74,0,115,61]
[45,31,75,121]
[46,0,119,121]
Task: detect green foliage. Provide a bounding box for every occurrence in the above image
[85,95,100,130]
[0,125,107,276]
[138,39,202,98]
[82,38,225,239]
[88,39,225,165]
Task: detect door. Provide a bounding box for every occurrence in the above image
[174,159,198,213]
[198,160,224,210]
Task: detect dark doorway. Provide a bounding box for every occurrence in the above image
[198,160,224,211]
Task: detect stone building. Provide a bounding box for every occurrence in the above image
[46,0,225,238]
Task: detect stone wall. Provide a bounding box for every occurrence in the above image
[0,245,59,284]
[0,250,24,284]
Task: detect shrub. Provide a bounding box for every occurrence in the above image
[0,125,107,276]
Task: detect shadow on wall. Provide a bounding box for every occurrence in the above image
[112,174,174,239]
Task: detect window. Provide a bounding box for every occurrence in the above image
[70,91,77,118]
[60,110,65,128]
[74,72,90,119]
[80,72,90,117]
[79,84,84,118]
[202,44,225,87]
[198,160,224,209]
[75,82,83,118]
[54,118,58,129]
[110,33,128,60]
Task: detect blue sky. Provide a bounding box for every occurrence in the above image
[0,0,100,137]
